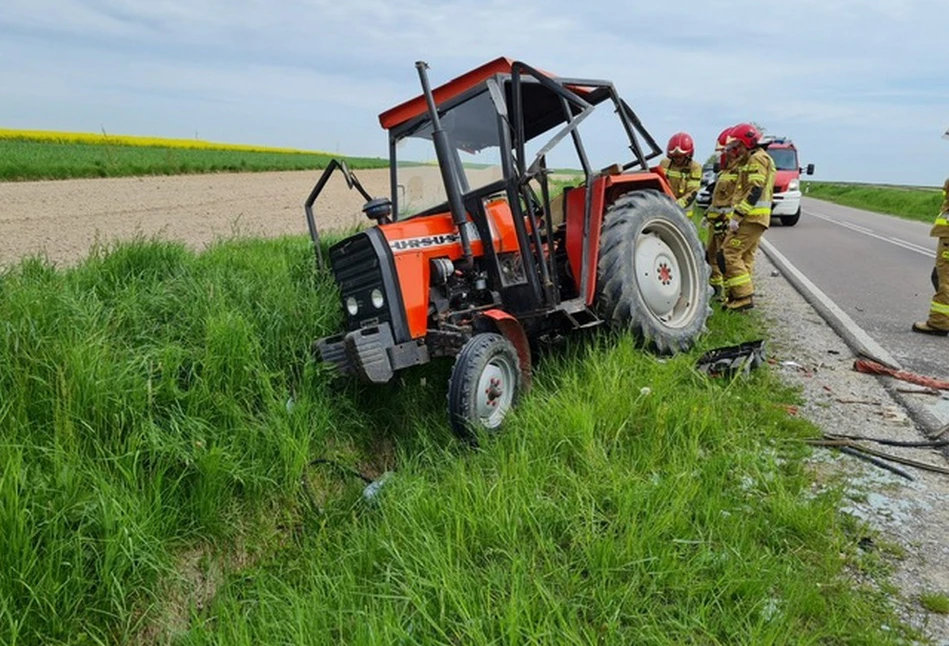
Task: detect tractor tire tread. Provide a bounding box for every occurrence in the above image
[447,333,522,440]
[596,189,712,354]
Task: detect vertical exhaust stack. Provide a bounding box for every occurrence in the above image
[415,61,474,267]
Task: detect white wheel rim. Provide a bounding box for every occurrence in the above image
[474,354,516,428]
[633,219,699,328]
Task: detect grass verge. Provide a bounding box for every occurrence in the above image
[0,236,913,645]
[920,592,949,615]
[0,138,386,181]
[803,181,943,224]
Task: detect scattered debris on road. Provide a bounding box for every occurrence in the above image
[854,358,949,391]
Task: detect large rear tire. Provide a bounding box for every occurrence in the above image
[447,333,522,440]
[596,190,712,354]
[780,207,801,227]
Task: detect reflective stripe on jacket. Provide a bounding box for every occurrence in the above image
[931,178,949,238]
[733,148,776,227]
[709,158,740,219]
[660,157,703,207]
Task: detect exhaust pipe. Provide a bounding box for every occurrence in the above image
[415,61,473,266]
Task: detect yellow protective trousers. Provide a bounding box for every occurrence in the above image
[722,220,767,301]
[928,237,949,330]
[706,224,725,291]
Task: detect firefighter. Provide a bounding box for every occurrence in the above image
[659,132,703,214]
[720,123,776,311]
[911,171,949,336]
[703,127,739,298]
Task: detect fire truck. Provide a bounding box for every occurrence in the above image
[761,136,815,227]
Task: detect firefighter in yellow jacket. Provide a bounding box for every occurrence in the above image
[659,132,703,212]
[704,127,739,298]
[911,174,949,336]
[721,123,776,311]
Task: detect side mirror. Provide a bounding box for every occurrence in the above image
[304,158,374,271]
[338,160,355,188]
[805,163,815,176]
[712,161,721,173]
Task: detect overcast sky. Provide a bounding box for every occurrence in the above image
[2,0,948,185]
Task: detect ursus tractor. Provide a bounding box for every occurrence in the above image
[305,58,711,438]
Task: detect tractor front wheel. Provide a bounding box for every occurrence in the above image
[596,190,712,354]
[447,333,522,440]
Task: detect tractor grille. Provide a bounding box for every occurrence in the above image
[329,231,397,335]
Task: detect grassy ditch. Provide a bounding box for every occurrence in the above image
[804,181,943,224]
[0,130,387,181]
[0,236,912,645]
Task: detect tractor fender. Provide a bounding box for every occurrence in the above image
[478,309,532,390]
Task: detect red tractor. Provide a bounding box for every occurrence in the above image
[305,58,711,438]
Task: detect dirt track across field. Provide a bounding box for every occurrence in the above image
[0,169,393,266]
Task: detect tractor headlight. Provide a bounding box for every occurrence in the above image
[370,288,385,309]
[788,179,800,191]
[346,297,359,316]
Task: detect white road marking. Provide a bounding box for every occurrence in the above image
[760,239,902,370]
[828,219,874,235]
[806,210,934,258]
[887,237,937,255]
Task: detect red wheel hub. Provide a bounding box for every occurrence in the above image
[484,377,503,407]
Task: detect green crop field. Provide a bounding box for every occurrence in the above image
[0,233,914,645]
[0,129,388,181]
[804,181,943,224]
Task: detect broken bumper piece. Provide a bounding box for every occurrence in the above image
[315,324,428,384]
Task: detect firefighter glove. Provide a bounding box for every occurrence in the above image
[713,218,728,234]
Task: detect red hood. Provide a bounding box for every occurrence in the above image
[774,168,799,192]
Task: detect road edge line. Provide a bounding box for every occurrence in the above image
[760,239,901,368]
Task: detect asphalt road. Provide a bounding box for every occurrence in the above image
[763,196,948,382]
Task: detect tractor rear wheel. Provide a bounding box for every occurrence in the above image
[447,333,522,440]
[596,190,712,354]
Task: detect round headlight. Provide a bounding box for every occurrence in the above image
[788,179,800,191]
[370,288,385,309]
[345,297,359,316]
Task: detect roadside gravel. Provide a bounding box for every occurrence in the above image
[756,252,949,644]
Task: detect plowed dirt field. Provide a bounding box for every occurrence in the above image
[0,169,392,266]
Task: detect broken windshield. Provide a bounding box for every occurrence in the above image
[394,89,503,217]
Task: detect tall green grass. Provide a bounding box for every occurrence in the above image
[804,181,943,223]
[0,236,344,643]
[0,140,387,181]
[0,237,911,645]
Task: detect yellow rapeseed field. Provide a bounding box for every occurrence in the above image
[0,128,330,155]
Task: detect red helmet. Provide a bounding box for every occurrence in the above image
[666,132,694,158]
[715,127,732,151]
[729,123,761,149]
